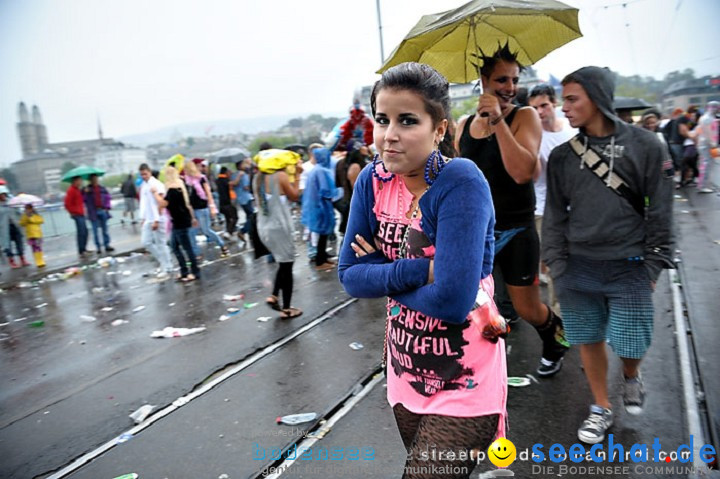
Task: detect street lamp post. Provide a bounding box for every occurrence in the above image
[376,0,385,64]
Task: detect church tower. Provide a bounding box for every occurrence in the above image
[32,105,48,149]
[97,114,104,141]
[17,102,39,158]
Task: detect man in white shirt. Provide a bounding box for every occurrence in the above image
[138,164,173,278]
[529,84,577,306]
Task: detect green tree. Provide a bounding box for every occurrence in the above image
[0,168,19,191]
[612,68,699,108]
[663,69,696,86]
[321,117,341,131]
[305,135,323,145]
[101,174,125,189]
[287,117,304,128]
[248,135,299,155]
[186,137,195,147]
[61,161,79,175]
[452,98,478,121]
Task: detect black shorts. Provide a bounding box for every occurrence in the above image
[494,225,539,286]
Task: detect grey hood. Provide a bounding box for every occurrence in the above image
[567,66,622,129]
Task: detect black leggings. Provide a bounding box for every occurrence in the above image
[220,204,238,235]
[393,404,499,479]
[272,262,294,309]
[316,234,328,266]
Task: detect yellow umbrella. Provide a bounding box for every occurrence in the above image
[378,0,582,84]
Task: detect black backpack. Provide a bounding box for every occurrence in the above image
[662,119,678,144]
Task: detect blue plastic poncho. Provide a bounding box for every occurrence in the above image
[301,148,338,235]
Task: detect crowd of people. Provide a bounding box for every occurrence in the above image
[1,42,718,479]
[1,185,44,269]
[335,45,705,477]
[1,174,118,272]
[632,102,719,193]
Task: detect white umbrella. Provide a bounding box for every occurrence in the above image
[8,193,44,207]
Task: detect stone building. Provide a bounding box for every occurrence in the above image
[10,103,146,195]
[662,76,720,113]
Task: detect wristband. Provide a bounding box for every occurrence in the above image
[490,116,504,126]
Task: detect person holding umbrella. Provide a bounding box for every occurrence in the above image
[1,185,31,268]
[455,43,569,378]
[376,0,583,382]
[83,174,115,254]
[63,176,89,258]
[19,203,45,267]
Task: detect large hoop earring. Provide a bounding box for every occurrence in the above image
[372,154,394,183]
[423,149,446,186]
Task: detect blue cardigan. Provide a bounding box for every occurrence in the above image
[338,158,495,324]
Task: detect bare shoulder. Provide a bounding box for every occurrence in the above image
[275,170,292,193]
[511,106,541,131]
[454,115,472,149]
[457,114,471,127]
[515,106,540,122]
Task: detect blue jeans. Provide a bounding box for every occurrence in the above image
[194,208,224,247]
[90,209,111,250]
[72,215,88,254]
[4,222,24,258]
[171,227,200,278]
[239,201,254,234]
[669,143,684,171]
[141,220,173,272]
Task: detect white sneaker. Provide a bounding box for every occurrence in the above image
[156,271,170,280]
[624,373,645,415]
[578,405,613,444]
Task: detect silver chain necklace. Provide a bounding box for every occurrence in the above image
[398,186,429,259]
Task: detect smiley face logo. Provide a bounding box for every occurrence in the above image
[488,437,516,468]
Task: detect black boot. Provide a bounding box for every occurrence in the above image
[535,307,570,377]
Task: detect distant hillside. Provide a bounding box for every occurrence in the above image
[117,115,296,146]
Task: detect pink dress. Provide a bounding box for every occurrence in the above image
[372,174,507,437]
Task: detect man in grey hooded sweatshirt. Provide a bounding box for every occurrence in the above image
[542,66,673,444]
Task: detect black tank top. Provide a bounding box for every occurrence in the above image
[459,108,535,229]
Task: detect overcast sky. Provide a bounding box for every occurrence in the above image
[1,0,718,167]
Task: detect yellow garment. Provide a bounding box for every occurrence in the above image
[33,251,46,267]
[160,154,185,181]
[19,212,44,239]
[253,149,300,183]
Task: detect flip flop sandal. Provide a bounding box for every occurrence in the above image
[280,308,303,319]
[181,274,196,283]
[266,296,281,311]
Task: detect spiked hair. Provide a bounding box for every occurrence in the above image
[478,41,524,78]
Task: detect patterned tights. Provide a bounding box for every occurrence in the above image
[393,403,499,479]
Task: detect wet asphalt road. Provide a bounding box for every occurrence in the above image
[0,237,704,479]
